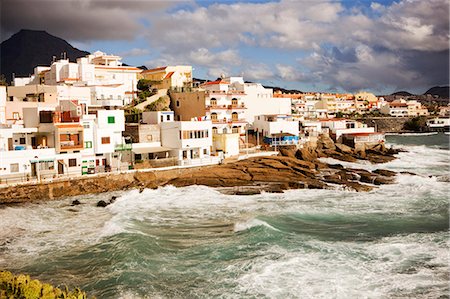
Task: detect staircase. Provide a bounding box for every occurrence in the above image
[134,89,168,111]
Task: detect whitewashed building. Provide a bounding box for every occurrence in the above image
[161,120,212,161]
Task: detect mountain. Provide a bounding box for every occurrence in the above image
[423,86,449,99]
[0,29,90,83]
[391,90,414,96]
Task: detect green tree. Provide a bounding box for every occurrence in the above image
[403,116,428,132]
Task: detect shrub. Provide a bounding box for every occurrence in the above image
[0,270,90,299]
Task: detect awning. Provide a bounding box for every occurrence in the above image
[30,158,55,163]
[132,146,172,154]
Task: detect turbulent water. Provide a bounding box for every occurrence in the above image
[0,133,449,298]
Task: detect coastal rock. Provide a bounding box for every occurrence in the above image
[335,143,354,154]
[96,200,109,207]
[71,199,81,206]
[373,176,395,185]
[279,147,297,158]
[400,171,417,176]
[317,134,336,151]
[373,169,397,177]
[295,148,317,162]
[344,182,374,192]
[366,154,396,164]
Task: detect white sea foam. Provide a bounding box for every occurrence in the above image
[236,231,448,298]
[234,218,280,233]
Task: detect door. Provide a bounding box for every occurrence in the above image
[31,162,37,177]
[58,160,64,174]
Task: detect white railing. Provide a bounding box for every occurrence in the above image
[178,156,221,166]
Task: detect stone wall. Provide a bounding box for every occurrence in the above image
[358,117,413,133]
[0,166,203,204]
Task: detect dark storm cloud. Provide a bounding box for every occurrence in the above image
[0,0,172,42]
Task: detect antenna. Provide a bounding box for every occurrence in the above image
[64,52,67,60]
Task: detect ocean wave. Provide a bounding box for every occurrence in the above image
[234,218,280,233]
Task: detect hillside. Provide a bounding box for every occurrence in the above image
[0,29,90,83]
[423,86,449,99]
[391,90,413,96]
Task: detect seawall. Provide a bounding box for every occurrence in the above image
[0,166,203,204]
[358,117,413,132]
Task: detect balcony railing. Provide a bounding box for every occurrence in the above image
[60,141,83,150]
[228,104,246,109]
[115,144,132,151]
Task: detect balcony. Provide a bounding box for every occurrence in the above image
[227,104,246,110]
[229,118,247,124]
[206,104,228,110]
[60,141,83,150]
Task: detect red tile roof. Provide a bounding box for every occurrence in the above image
[203,79,230,85]
[142,66,168,73]
[164,71,175,79]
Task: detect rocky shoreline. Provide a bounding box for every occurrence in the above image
[166,135,402,195]
[0,135,406,204]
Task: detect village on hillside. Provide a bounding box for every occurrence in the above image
[0,51,449,185]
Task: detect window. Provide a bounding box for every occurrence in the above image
[12,112,20,120]
[85,141,92,148]
[107,116,115,124]
[9,96,13,102]
[176,100,180,107]
[212,127,218,134]
[232,98,238,106]
[232,112,238,121]
[10,163,19,173]
[161,115,164,122]
[19,137,26,145]
[211,113,218,120]
[69,159,77,167]
[101,137,110,144]
[166,115,170,121]
[40,161,54,170]
[210,98,217,106]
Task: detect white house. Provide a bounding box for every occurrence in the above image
[320,119,376,142]
[253,114,299,137]
[161,120,212,161]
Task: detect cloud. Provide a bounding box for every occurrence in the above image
[1,0,448,92]
[275,64,307,82]
[118,48,150,57]
[0,0,173,41]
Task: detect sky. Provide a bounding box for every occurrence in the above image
[1,0,449,94]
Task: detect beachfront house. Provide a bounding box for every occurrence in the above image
[160,120,214,164]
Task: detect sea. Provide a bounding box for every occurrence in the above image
[0,133,448,299]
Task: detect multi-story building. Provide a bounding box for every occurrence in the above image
[13,51,141,107]
[380,99,429,117]
[253,114,300,147]
[161,120,212,161]
[140,66,193,90]
[320,118,376,142]
[203,79,247,135]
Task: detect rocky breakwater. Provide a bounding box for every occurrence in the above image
[165,136,402,194]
